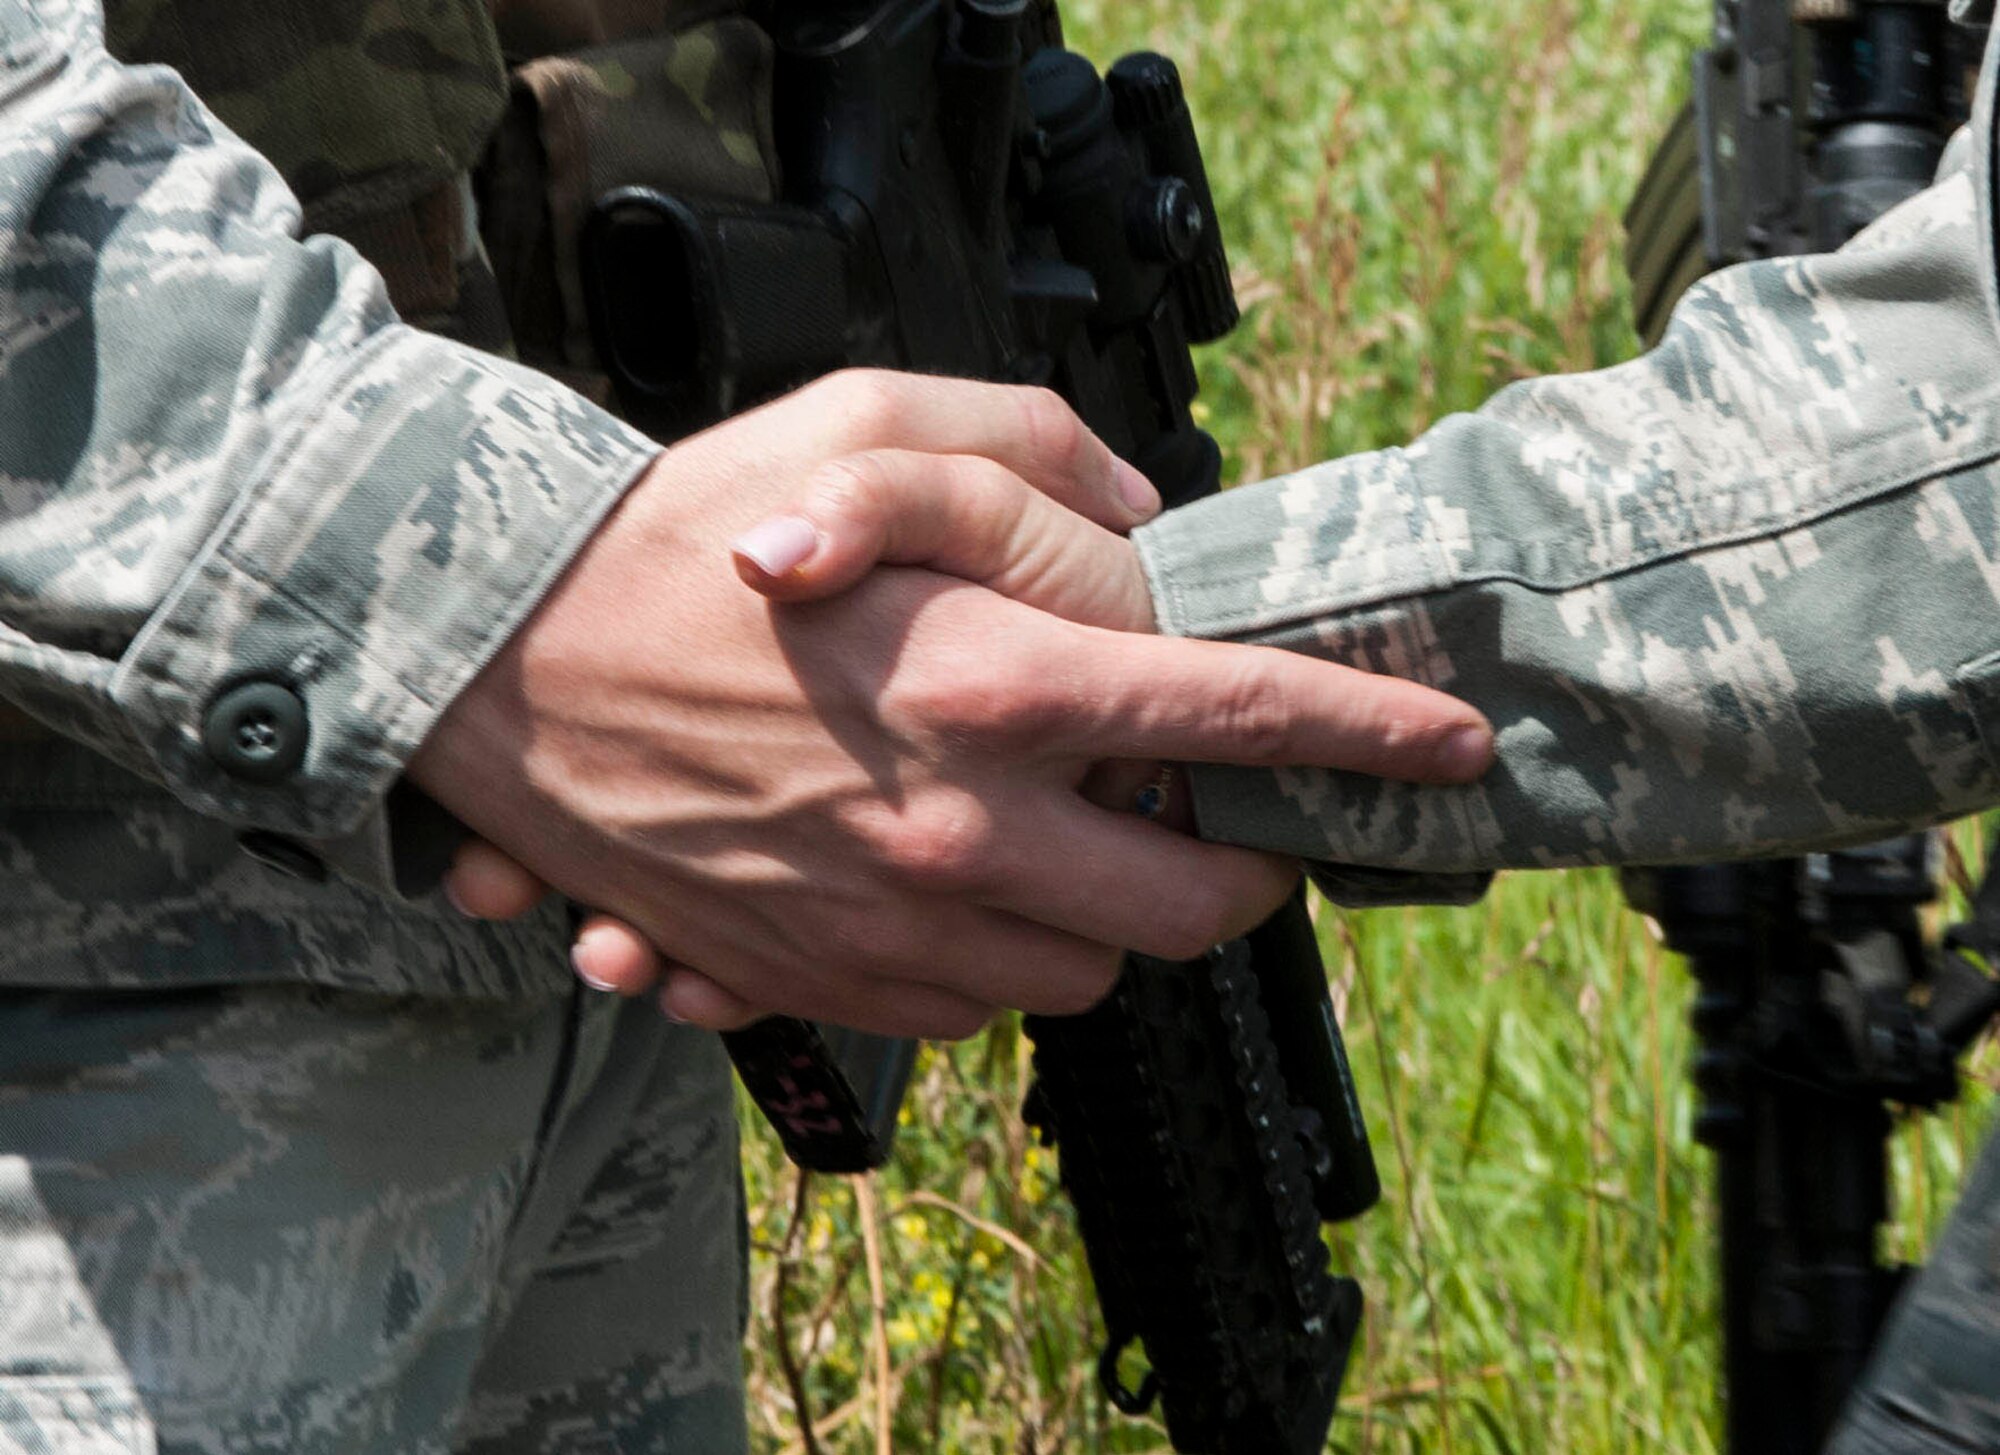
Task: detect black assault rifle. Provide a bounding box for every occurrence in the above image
[1623,3,2000,1449]
[580,3,1380,1449]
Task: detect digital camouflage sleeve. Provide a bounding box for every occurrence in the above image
[1140,53,2000,876]
[0,0,660,887]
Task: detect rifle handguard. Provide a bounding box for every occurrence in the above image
[1024,900,1372,1455]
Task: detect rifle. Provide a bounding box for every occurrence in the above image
[580,3,1381,1449]
[1623,5,2000,1448]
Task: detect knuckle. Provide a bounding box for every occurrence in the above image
[870,797,997,894]
[890,656,1054,746]
[823,369,909,445]
[1216,662,1298,763]
[976,653,1070,736]
[1016,386,1092,475]
[808,454,890,524]
[973,676,1061,748]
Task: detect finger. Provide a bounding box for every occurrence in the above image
[721,894,1125,1028]
[590,842,1125,1030]
[731,450,1156,631]
[659,970,765,1031]
[839,985,1000,1042]
[1047,794,1302,952]
[913,910,1127,1019]
[570,914,667,996]
[798,370,1162,524]
[1048,627,1496,783]
[443,838,552,920]
[798,894,1128,1019]
[941,789,1297,959]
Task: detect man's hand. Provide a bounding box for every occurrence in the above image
[421,371,1494,1037]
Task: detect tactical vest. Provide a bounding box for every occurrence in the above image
[104,0,782,398]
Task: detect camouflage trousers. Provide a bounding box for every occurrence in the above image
[1825,1128,2000,1455]
[0,742,750,1455]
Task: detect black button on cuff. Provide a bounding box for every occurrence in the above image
[237,830,328,884]
[204,681,309,783]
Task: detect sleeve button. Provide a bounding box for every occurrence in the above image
[204,681,309,783]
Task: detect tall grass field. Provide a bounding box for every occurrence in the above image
[737,2,2000,1450]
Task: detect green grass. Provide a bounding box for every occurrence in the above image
[737,2,2000,1450]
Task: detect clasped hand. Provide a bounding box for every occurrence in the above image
[412,371,1493,1037]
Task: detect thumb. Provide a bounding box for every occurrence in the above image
[730,449,1158,632]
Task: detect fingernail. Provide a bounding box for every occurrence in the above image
[657,989,688,1024]
[441,878,475,919]
[730,516,821,577]
[570,937,618,993]
[1436,724,1495,780]
[1115,461,1162,518]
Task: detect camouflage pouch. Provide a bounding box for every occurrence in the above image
[105,0,507,233]
[480,13,781,392]
[105,0,513,347]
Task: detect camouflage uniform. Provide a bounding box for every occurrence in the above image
[1140,124,2000,875]
[0,0,751,1450]
[1132,16,2000,1451]
[5,0,1997,1443]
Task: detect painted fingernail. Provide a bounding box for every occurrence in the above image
[1115,460,1162,518]
[730,516,821,577]
[441,877,475,919]
[570,937,619,993]
[1435,724,1495,780]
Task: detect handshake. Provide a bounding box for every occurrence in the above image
[409,369,1494,1037]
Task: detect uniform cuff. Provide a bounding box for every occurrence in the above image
[111,323,659,893]
[1132,473,1412,864]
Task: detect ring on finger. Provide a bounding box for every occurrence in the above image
[1133,764,1176,820]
